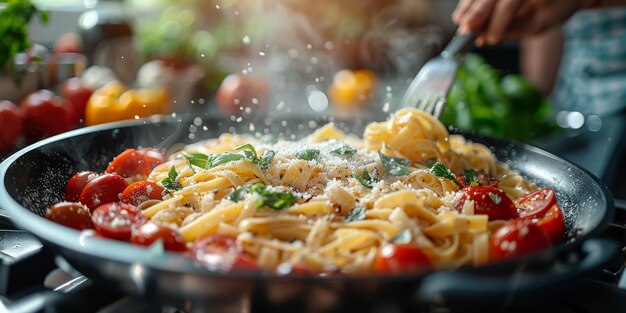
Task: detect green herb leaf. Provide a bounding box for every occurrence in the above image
[235,144,259,163]
[379,151,411,176]
[464,169,479,186]
[330,143,357,156]
[185,152,243,169]
[489,193,501,204]
[353,168,380,189]
[227,185,250,202]
[249,183,296,210]
[345,207,366,223]
[296,149,320,161]
[259,150,275,170]
[161,166,182,190]
[393,229,413,244]
[431,162,462,187]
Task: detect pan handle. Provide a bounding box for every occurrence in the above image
[415,238,618,304]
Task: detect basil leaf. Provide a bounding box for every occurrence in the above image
[353,168,380,189]
[250,183,296,210]
[464,169,479,186]
[345,207,366,223]
[184,153,210,169]
[296,149,320,161]
[235,144,259,163]
[227,185,250,202]
[330,143,356,156]
[259,150,275,170]
[379,151,411,176]
[161,166,182,191]
[208,152,244,168]
[431,162,462,187]
[393,229,413,244]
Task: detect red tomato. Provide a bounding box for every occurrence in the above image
[78,173,129,211]
[60,77,93,124]
[515,188,556,219]
[456,186,518,221]
[0,100,24,153]
[91,202,147,240]
[65,171,98,202]
[21,89,76,142]
[190,234,259,272]
[131,222,186,251]
[45,202,93,230]
[121,181,164,206]
[535,204,565,244]
[216,74,269,116]
[106,149,152,180]
[490,219,552,261]
[373,244,431,274]
[138,147,167,169]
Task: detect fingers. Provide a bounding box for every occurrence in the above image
[452,0,476,24]
[506,0,582,40]
[459,0,498,33]
[484,0,523,45]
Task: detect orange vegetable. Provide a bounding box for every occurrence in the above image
[85,81,170,126]
[328,69,377,108]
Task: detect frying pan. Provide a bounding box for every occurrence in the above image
[0,114,619,312]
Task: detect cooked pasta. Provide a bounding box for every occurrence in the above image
[141,108,539,274]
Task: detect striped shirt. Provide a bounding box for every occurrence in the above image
[553,8,626,116]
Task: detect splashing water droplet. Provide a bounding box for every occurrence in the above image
[215,4,220,9]
[236,117,243,123]
[259,51,265,56]
[306,44,313,50]
[194,117,202,126]
[134,115,140,119]
[382,102,390,113]
[242,35,251,45]
[249,123,255,131]
[251,98,259,105]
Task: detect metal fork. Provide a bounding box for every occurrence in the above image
[399,33,477,118]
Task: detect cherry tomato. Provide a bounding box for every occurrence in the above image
[121,181,164,206]
[216,74,269,116]
[20,89,76,142]
[535,204,565,245]
[373,244,431,274]
[60,77,93,124]
[53,32,83,54]
[65,171,98,202]
[0,100,24,153]
[131,222,186,251]
[456,186,518,221]
[91,202,147,240]
[138,147,167,169]
[78,173,129,211]
[46,202,93,230]
[490,219,552,261]
[106,149,152,180]
[515,188,556,219]
[190,234,259,272]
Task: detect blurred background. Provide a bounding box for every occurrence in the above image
[1,0,624,196]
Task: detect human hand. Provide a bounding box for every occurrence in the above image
[452,0,596,45]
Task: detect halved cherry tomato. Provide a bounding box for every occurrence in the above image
[91,202,147,240]
[190,234,259,272]
[78,173,129,211]
[65,171,98,202]
[490,219,552,261]
[131,222,186,251]
[45,202,93,230]
[456,186,518,221]
[535,204,565,244]
[138,147,167,169]
[106,149,151,180]
[121,181,164,206]
[515,188,556,219]
[373,244,431,274]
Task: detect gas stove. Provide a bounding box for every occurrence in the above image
[1,202,626,313]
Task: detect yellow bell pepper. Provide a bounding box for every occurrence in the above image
[85,81,170,126]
